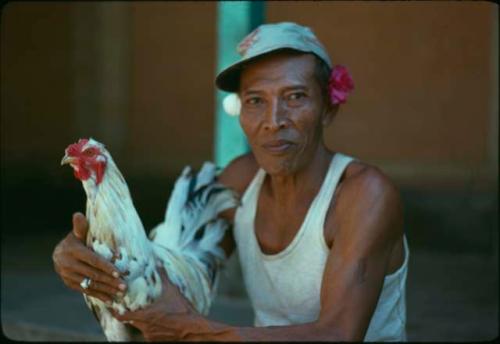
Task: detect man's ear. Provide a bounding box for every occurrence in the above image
[322,104,339,127]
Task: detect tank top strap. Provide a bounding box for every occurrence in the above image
[306,153,356,229]
[240,168,266,205]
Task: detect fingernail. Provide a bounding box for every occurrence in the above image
[119,283,126,291]
[105,301,112,306]
[112,271,120,278]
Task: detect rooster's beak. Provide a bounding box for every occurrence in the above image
[61,154,77,166]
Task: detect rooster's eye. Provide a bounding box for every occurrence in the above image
[83,148,96,156]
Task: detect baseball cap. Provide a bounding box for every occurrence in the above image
[215,22,332,92]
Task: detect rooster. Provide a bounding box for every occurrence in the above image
[61,138,238,341]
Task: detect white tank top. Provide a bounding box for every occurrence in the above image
[233,152,409,341]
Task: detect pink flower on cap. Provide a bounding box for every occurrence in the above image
[328,65,354,105]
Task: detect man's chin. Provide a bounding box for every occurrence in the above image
[258,158,298,177]
[255,145,307,176]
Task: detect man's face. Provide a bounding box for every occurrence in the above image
[239,52,331,176]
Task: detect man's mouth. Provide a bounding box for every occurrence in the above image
[261,140,294,154]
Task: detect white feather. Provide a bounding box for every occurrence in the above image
[151,166,191,247]
[194,161,216,191]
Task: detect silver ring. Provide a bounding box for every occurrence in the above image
[80,277,92,290]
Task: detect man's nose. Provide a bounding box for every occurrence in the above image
[263,98,288,131]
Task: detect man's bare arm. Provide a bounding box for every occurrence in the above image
[315,166,404,340]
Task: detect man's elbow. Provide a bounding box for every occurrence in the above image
[315,320,367,342]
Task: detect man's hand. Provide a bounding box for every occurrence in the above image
[111,267,206,341]
[52,212,127,303]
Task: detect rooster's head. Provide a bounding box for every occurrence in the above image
[61,138,107,185]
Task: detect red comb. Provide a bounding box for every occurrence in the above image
[66,138,89,155]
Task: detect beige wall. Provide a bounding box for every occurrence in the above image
[1,2,497,189]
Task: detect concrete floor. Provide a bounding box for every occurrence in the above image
[1,233,498,341]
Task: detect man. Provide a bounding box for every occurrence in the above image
[53,22,408,341]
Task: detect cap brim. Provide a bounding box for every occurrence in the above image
[215,63,243,93]
[215,47,310,92]
[215,52,271,93]
[215,47,330,93]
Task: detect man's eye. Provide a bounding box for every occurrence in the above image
[288,92,306,101]
[246,97,263,105]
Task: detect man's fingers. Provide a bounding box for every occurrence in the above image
[67,276,114,303]
[71,244,122,280]
[86,278,125,300]
[64,262,126,296]
[111,308,144,323]
[72,212,89,242]
[77,261,126,292]
[88,250,123,280]
[85,289,114,304]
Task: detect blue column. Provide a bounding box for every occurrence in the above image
[214,1,265,168]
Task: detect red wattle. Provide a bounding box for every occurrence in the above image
[93,160,106,185]
[74,162,91,181]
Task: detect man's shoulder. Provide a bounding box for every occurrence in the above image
[334,159,403,239]
[217,153,259,197]
[341,160,399,200]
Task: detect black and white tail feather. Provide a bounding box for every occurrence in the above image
[149,162,238,314]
